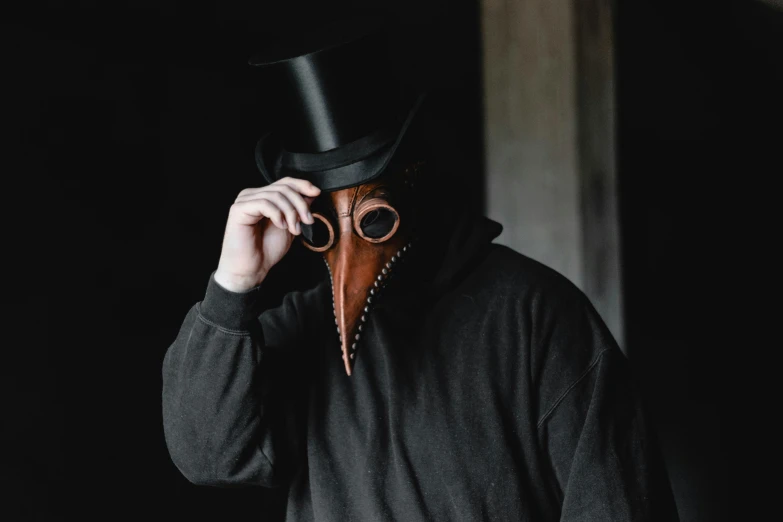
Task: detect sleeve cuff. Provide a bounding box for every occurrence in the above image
[198,271,264,331]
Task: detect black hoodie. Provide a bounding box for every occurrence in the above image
[161,214,679,521]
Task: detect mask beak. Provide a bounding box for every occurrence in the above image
[325,229,393,376]
[321,185,411,376]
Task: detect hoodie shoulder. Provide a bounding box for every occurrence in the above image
[477,243,611,343]
[476,243,589,305]
[470,243,622,405]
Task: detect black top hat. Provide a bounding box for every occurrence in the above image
[249,17,427,192]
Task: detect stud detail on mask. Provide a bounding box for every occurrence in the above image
[324,240,415,372]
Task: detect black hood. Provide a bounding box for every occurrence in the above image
[426,212,504,298]
[378,211,504,310]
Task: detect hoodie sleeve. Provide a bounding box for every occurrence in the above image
[532,287,679,521]
[161,271,321,488]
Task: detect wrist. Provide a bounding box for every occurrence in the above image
[201,271,264,330]
[213,269,267,293]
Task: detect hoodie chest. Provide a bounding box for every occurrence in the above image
[305,294,532,514]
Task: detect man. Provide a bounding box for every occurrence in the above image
[162,20,680,521]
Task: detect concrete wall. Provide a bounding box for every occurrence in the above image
[481,0,624,348]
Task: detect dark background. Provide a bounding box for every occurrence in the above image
[5,0,778,519]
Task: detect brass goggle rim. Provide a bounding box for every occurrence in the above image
[301,200,400,251]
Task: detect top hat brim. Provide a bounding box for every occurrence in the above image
[254,91,427,192]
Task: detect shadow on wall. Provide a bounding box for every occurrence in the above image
[617,0,783,520]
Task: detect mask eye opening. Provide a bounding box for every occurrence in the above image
[301,212,335,252]
[353,199,400,244]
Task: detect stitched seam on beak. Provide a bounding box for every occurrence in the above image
[338,186,360,217]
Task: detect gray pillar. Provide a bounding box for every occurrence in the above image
[481,0,624,349]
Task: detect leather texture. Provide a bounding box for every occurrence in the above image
[318,180,412,375]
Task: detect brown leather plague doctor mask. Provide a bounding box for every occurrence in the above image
[300,162,424,376]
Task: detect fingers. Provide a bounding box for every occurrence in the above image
[276,177,321,198]
[236,177,321,201]
[232,178,322,234]
[233,178,322,234]
[263,184,314,224]
[260,191,301,235]
[233,191,309,235]
[230,198,287,230]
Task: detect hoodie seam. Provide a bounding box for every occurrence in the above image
[535,347,610,430]
[195,303,252,336]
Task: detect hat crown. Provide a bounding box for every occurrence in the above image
[250,22,399,153]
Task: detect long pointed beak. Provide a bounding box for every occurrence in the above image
[321,185,411,376]
[326,229,390,376]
